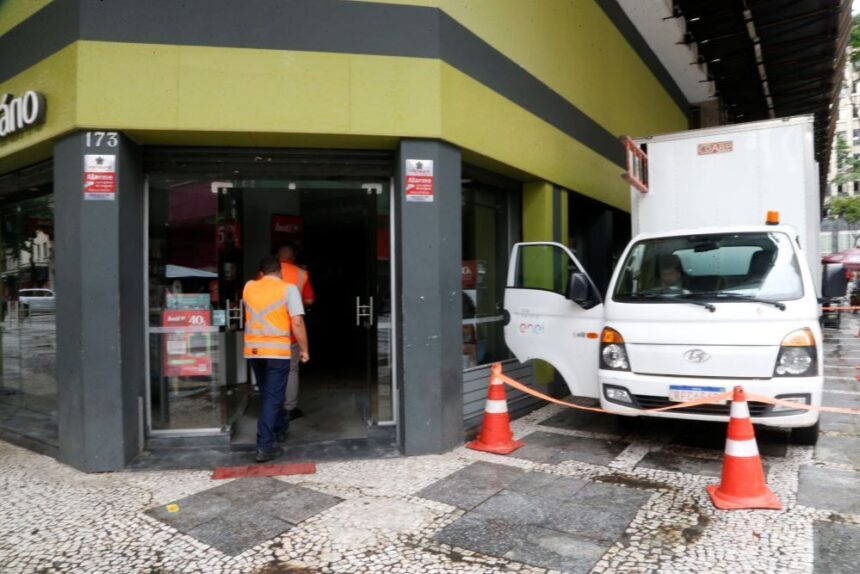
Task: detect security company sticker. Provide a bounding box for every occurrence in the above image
[405,159,434,203]
[83,154,116,200]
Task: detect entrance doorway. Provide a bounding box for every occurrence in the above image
[146,175,394,446]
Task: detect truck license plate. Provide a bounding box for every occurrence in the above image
[668,385,726,405]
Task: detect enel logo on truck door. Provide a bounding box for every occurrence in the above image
[697,141,733,155]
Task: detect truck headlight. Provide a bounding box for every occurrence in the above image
[773,328,817,377]
[600,327,630,371]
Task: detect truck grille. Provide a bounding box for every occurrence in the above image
[632,394,770,417]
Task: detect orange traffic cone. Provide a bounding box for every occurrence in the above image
[466,363,524,455]
[707,386,781,510]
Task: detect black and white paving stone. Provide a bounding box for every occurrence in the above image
[2,318,860,572]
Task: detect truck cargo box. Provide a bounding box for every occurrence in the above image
[631,116,819,286]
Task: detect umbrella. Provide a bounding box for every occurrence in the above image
[822,248,860,270]
[165,264,218,278]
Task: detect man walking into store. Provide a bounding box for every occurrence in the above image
[278,243,315,421]
[244,256,310,462]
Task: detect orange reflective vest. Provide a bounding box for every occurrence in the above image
[243,276,292,359]
[280,261,314,305]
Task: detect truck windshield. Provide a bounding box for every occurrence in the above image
[613,232,804,304]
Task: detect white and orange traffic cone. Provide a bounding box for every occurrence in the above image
[466,363,524,455]
[707,386,781,510]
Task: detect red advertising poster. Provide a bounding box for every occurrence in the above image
[271,215,303,251]
[83,154,117,200]
[161,310,213,377]
[405,159,434,203]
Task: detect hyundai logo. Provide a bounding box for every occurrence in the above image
[683,349,710,363]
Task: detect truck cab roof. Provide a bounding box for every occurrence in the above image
[631,224,799,243]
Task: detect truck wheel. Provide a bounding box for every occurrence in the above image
[790,422,819,446]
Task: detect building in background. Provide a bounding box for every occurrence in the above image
[823,38,860,255]
[0,0,845,472]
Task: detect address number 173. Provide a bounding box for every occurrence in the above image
[85,131,118,148]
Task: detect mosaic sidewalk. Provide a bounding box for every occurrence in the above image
[2,319,860,572]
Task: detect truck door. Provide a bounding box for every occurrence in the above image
[504,242,604,398]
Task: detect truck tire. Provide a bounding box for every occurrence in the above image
[790,421,819,446]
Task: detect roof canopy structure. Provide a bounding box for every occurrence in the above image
[674,0,851,197]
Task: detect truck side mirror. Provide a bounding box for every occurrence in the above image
[822,263,848,299]
[566,271,602,309]
[567,272,590,304]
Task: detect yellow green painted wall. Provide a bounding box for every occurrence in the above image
[0,0,51,36]
[0,1,688,211]
[521,181,568,384]
[0,44,77,174]
[353,0,688,137]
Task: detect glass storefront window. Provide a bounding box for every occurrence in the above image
[0,192,57,441]
[461,184,511,368]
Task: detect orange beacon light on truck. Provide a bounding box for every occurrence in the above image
[766,211,780,225]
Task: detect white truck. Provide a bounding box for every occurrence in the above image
[504,116,846,445]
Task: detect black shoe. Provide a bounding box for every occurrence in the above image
[254,446,284,463]
[288,408,304,421]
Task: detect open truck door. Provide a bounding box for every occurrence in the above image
[503,242,604,398]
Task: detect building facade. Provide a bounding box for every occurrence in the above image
[823,50,859,255]
[0,0,694,472]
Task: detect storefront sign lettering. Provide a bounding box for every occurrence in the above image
[405,159,434,203]
[83,154,117,201]
[0,91,46,140]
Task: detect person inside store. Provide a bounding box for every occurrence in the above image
[243,256,310,462]
[278,242,315,421]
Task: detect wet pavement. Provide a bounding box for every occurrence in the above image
[1,317,860,572]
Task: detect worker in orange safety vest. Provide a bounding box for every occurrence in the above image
[278,243,314,421]
[244,255,309,462]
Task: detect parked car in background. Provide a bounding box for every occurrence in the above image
[18,288,55,312]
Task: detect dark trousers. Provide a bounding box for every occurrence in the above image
[249,358,290,452]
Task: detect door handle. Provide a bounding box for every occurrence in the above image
[355,296,374,326]
[226,299,244,329]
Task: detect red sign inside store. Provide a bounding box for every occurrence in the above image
[161,310,213,377]
[271,214,303,251]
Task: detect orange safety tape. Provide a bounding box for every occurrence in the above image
[495,369,860,417]
[821,306,860,311]
[497,372,733,414]
[745,392,860,415]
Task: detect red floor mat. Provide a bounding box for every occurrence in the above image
[211,462,316,480]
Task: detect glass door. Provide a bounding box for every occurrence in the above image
[146,173,395,436]
[298,180,393,426]
[146,177,244,434]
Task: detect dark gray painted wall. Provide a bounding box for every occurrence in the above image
[54,131,143,471]
[396,140,462,455]
[118,135,146,461]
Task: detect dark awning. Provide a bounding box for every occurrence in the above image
[674,0,851,198]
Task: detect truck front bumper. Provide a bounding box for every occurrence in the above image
[598,370,821,428]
